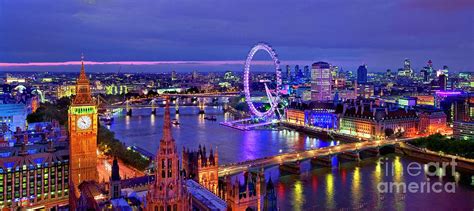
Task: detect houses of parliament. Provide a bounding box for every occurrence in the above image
[66,59,278,210]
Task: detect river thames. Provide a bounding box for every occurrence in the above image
[108,107,473,210]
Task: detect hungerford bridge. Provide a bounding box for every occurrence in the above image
[99,92,239,115]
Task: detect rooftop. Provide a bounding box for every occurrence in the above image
[185,180,227,211]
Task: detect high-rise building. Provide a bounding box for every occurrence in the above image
[437,92,471,123]
[303,65,310,78]
[398,59,413,78]
[331,65,339,79]
[171,70,177,81]
[311,62,332,102]
[285,65,291,80]
[68,56,99,195]
[421,68,430,82]
[295,65,301,79]
[192,70,199,80]
[426,60,434,78]
[438,74,447,90]
[356,64,368,84]
[427,59,433,68]
[386,69,392,78]
[442,65,449,74]
[436,65,449,77]
[146,98,190,211]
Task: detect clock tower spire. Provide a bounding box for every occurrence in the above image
[68,54,99,196]
[73,54,93,105]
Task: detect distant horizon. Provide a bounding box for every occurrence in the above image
[0,59,469,74]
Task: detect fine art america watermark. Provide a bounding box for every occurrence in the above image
[377,157,458,194]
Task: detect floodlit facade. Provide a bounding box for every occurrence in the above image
[311,62,332,102]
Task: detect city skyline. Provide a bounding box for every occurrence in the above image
[0,58,467,73]
[1,0,473,72]
[0,1,473,210]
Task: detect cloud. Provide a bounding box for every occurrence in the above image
[0,0,472,71]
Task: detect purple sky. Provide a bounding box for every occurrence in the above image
[0,0,473,72]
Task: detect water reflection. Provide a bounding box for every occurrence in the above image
[351,167,361,207]
[242,132,259,161]
[373,158,382,209]
[125,115,130,129]
[325,173,335,209]
[111,108,474,210]
[292,180,304,211]
[394,156,404,183]
[150,114,155,126]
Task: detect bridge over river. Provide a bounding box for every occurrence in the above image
[217,137,474,176]
[99,92,240,115]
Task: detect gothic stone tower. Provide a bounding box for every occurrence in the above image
[182,144,219,194]
[110,157,122,199]
[225,171,262,211]
[263,178,278,211]
[146,98,189,211]
[68,56,99,195]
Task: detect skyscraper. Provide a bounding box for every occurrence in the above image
[386,69,392,78]
[422,60,434,82]
[421,68,430,82]
[192,70,199,80]
[171,70,177,81]
[303,65,310,78]
[311,61,332,102]
[286,65,291,80]
[438,74,447,90]
[398,58,413,78]
[356,64,368,84]
[295,65,303,80]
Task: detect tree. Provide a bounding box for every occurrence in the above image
[384,128,394,137]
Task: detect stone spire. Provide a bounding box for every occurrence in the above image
[146,96,189,210]
[162,96,173,142]
[79,53,88,81]
[73,53,93,105]
[263,177,278,211]
[110,157,122,199]
[111,157,121,181]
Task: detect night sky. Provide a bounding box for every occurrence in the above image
[0,0,473,72]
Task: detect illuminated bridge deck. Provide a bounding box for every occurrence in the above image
[217,138,417,176]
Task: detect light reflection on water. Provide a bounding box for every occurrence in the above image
[351,166,361,207]
[110,107,474,210]
[292,180,304,211]
[325,173,335,209]
[111,107,332,163]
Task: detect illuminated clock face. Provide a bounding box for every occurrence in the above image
[77,116,92,130]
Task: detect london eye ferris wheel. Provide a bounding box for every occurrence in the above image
[243,43,282,119]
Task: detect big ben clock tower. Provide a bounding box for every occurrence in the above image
[68,55,98,193]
